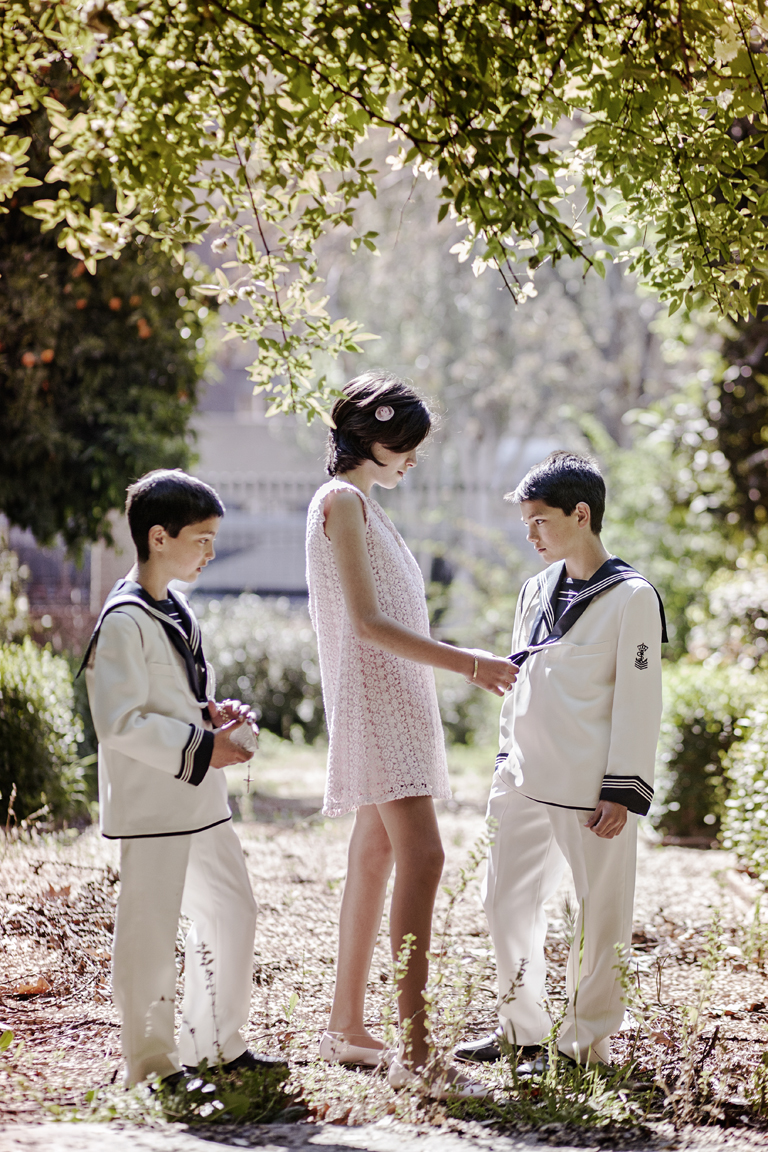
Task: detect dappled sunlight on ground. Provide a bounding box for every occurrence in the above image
[2,740,768,1143]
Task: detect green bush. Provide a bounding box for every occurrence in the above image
[722,710,768,882]
[69,654,98,803]
[687,559,768,669]
[653,662,762,840]
[0,637,85,825]
[194,595,325,744]
[433,668,501,747]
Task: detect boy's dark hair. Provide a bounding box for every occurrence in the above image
[125,469,225,562]
[326,371,432,476]
[506,451,606,534]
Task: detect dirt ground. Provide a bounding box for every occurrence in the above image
[2,739,768,1147]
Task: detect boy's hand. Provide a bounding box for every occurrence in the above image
[209,698,256,729]
[210,716,253,767]
[585,801,627,838]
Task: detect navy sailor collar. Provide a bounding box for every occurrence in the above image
[78,578,209,704]
[512,557,668,666]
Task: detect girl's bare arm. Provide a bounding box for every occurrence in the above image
[324,489,516,696]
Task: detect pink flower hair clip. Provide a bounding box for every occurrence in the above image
[375,405,395,421]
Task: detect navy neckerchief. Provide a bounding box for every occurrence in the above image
[510,557,668,667]
[78,578,209,705]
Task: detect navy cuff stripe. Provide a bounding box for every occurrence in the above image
[600,774,654,816]
[177,726,214,786]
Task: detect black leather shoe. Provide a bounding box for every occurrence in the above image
[183,1050,288,1075]
[455,1033,546,1065]
[223,1050,289,1073]
[150,1069,188,1093]
[454,1032,504,1063]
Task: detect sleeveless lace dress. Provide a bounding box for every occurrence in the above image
[306,479,451,817]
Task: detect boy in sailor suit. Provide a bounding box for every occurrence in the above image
[82,470,285,1086]
[456,451,665,1068]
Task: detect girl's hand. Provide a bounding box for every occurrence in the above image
[464,650,518,696]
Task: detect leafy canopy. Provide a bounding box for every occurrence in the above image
[4,0,768,418]
[0,95,214,550]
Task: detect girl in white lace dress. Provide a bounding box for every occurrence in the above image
[306,371,516,1096]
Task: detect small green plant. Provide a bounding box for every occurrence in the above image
[381,932,416,1060]
[71,1059,297,1127]
[157,1060,294,1125]
[664,915,726,1129]
[454,1045,651,1131]
[748,1052,768,1117]
[740,895,768,969]
[560,893,578,950]
[397,827,502,1107]
[282,991,300,1024]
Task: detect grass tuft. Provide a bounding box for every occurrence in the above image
[156,1059,296,1125]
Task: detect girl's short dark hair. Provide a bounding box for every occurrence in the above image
[326,371,432,476]
[506,451,606,534]
[126,469,225,562]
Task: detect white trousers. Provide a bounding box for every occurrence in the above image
[482,775,637,1064]
[113,820,257,1085]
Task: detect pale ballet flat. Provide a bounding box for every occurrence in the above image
[387,1054,491,1100]
[318,1030,389,1067]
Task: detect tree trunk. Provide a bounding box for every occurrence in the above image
[717,311,768,527]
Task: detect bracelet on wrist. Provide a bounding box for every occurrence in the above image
[472,654,479,681]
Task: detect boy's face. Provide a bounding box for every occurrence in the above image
[147,516,221,583]
[519,499,589,564]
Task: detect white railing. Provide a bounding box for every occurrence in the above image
[198,470,512,514]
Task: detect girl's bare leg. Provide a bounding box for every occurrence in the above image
[376,796,445,1069]
[328,805,394,1046]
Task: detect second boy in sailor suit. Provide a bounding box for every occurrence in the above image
[457,451,665,1069]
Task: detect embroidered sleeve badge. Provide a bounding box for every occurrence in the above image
[635,642,649,670]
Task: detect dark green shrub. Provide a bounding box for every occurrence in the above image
[194,595,325,743]
[723,705,768,875]
[722,710,768,883]
[0,638,84,824]
[654,663,761,840]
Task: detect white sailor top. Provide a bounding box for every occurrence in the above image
[82,579,230,839]
[496,559,664,816]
